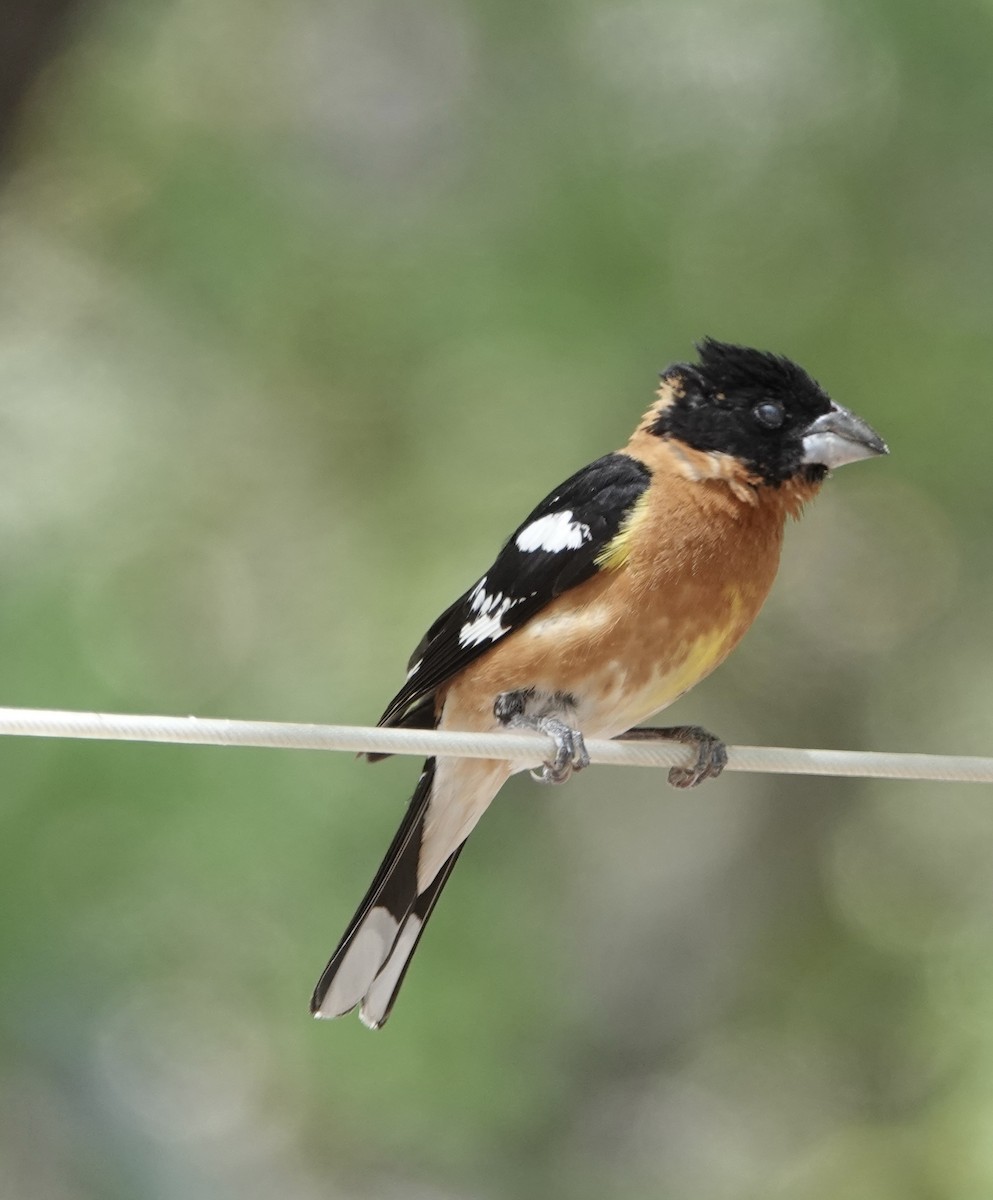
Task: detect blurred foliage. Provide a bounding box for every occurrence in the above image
[2,0,993,1196]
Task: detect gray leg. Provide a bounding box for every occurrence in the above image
[620,724,727,789]
[494,689,590,785]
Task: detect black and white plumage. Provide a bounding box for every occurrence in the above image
[310,339,887,1028]
[311,453,651,1028]
[377,453,652,731]
[310,759,465,1027]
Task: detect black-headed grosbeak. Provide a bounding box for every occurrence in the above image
[312,339,887,1028]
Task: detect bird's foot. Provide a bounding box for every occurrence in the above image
[620,724,728,789]
[494,690,589,785]
[526,717,589,784]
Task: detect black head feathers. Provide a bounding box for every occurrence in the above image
[691,338,832,412]
[652,338,837,485]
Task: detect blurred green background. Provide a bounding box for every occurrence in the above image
[1,1,992,1196]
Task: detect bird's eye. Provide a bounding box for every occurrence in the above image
[753,401,785,429]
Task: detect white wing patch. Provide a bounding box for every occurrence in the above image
[467,578,490,613]
[515,510,591,553]
[459,578,519,648]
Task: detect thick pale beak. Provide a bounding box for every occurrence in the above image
[801,404,888,469]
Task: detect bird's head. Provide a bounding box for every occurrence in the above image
[650,338,888,487]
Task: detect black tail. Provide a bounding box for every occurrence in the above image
[310,759,464,1028]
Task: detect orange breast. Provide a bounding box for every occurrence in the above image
[441,446,816,739]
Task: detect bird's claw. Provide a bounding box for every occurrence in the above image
[666,726,727,789]
[494,690,589,786]
[620,724,728,789]
[530,720,590,785]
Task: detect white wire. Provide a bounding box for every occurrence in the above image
[0,705,989,782]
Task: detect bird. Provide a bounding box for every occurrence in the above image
[311,338,888,1028]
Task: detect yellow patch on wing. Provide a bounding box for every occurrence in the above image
[595,492,651,572]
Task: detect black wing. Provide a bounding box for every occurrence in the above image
[376,452,651,729]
